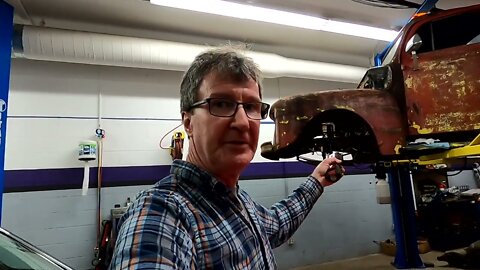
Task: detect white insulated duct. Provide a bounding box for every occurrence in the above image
[15,26,367,83]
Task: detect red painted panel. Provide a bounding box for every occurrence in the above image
[403,44,480,135]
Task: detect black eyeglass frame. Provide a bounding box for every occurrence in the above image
[188,98,270,120]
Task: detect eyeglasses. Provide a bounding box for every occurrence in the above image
[188,98,270,120]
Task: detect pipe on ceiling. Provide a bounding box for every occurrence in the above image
[12,25,367,83]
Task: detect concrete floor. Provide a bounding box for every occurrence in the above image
[293,251,463,270]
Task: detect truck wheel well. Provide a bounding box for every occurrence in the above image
[300,109,380,163]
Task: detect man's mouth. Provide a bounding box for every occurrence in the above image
[226,140,248,145]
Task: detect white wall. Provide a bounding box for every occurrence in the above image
[5,58,355,169]
[2,58,394,270]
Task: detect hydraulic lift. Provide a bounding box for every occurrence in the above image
[385,132,480,268]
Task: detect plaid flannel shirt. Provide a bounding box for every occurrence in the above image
[109,160,323,269]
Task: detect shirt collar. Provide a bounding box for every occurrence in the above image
[171,160,237,197]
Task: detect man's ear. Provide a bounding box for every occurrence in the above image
[182,111,193,138]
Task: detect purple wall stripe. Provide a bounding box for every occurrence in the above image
[4,161,372,192]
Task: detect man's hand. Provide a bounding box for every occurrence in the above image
[311,156,345,187]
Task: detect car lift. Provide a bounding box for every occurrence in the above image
[386,132,480,269]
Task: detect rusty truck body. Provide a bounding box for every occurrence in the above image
[261,4,480,163]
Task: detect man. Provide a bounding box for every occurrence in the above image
[109,48,343,269]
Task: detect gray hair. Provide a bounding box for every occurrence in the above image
[180,47,263,112]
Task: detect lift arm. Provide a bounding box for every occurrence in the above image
[416,133,480,165]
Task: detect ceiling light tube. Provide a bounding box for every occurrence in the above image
[150,0,398,41]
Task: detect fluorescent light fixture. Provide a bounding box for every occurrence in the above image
[150,0,398,41]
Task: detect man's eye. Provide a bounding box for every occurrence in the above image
[244,103,260,112]
[212,100,234,109]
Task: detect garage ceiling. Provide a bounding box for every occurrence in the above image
[6,0,479,66]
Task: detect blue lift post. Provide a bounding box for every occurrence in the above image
[0,0,14,225]
[388,164,425,269]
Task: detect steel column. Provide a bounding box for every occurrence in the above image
[0,0,14,225]
[388,164,425,268]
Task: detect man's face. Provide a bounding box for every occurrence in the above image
[183,72,261,184]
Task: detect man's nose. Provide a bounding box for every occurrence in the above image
[231,104,250,127]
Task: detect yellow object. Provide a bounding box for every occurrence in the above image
[393,132,480,166]
[418,133,480,164]
[170,131,185,160]
[410,122,433,134]
[172,131,185,141]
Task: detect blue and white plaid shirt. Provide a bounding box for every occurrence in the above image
[109,160,323,269]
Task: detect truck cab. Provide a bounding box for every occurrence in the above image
[261,4,480,164]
